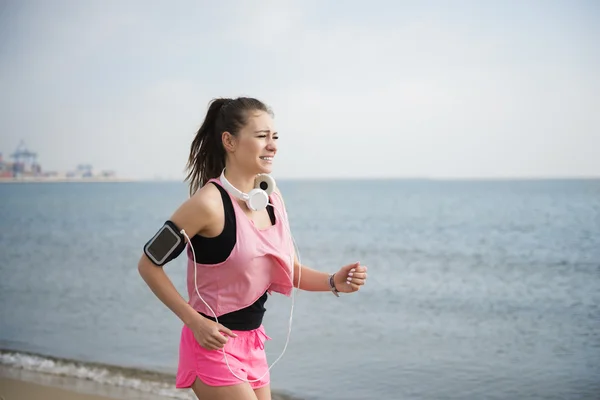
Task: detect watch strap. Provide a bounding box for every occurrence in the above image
[329,273,340,297]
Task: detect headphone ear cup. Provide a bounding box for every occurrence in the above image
[255,174,276,195]
[246,189,269,211]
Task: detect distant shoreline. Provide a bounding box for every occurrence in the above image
[0,177,136,183]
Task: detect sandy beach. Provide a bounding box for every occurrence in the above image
[0,377,122,400]
[0,365,190,400]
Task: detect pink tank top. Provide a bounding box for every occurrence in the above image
[185,178,294,317]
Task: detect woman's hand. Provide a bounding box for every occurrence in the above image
[187,313,238,350]
[334,261,368,293]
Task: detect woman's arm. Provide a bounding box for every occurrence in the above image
[138,257,200,325]
[293,255,364,293]
[293,258,331,292]
[274,187,367,294]
[137,184,222,325]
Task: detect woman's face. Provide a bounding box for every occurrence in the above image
[226,110,278,175]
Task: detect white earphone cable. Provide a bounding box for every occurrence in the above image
[179,191,301,383]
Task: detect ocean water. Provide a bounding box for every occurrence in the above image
[0,179,599,400]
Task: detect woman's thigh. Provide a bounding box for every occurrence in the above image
[254,384,272,400]
[191,377,257,400]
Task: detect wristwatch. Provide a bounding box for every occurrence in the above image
[329,273,340,297]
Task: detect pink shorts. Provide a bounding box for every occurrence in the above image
[175,324,272,390]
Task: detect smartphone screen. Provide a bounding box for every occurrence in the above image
[146,225,180,263]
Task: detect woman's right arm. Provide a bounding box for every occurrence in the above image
[137,185,237,349]
[137,188,214,325]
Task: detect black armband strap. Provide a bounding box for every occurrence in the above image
[143,220,187,266]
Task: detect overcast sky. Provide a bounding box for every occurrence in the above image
[1,0,598,180]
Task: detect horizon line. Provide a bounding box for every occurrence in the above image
[136,175,600,182]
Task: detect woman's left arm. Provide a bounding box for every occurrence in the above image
[293,256,367,293]
[274,186,368,294]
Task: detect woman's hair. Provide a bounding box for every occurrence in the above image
[185,97,272,195]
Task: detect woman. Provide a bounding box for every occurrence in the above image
[138,97,368,400]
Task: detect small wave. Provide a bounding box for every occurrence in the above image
[0,349,188,399]
[0,349,301,399]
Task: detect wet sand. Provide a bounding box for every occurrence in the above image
[0,365,191,400]
[0,377,123,400]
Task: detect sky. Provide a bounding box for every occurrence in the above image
[1,0,598,180]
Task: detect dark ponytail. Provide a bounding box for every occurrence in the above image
[185,96,272,196]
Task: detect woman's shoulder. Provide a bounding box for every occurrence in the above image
[169,180,224,238]
[190,180,224,214]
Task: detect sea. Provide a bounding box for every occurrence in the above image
[0,179,599,400]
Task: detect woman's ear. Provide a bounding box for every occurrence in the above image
[222,131,236,152]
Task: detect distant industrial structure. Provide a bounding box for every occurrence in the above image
[0,141,117,181]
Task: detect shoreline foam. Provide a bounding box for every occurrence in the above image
[0,370,170,400]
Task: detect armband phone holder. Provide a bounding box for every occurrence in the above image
[143,220,185,266]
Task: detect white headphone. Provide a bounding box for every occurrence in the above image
[219,169,277,211]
